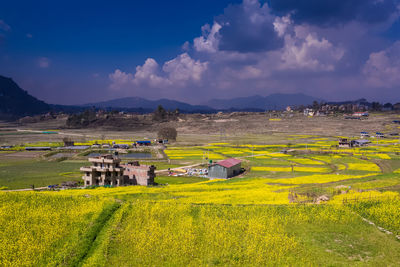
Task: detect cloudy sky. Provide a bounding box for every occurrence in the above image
[1,0,400,105]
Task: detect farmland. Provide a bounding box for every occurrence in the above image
[1,113,400,265]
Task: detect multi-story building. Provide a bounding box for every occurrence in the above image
[80,155,156,187]
[122,161,156,186]
[80,154,124,186]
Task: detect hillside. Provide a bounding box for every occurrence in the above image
[0,75,50,118]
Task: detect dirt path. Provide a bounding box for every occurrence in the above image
[155,163,204,173]
[155,153,271,173]
[3,187,48,192]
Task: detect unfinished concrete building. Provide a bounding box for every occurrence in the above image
[81,156,156,187]
[81,154,124,186]
[122,161,156,186]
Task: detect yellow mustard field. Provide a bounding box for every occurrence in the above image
[0,192,117,266]
[2,134,400,265]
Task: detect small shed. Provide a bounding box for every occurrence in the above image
[136,141,152,146]
[353,139,370,147]
[208,158,242,179]
[113,144,130,149]
[360,132,369,138]
[339,138,351,148]
[64,140,74,147]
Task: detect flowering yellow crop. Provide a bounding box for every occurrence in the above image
[252,166,330,173]
[165,148,225,160]
[253,155,271,159]
[374,153,391,159]
[330,190,399,204]
[289,158,325,165]
[0,192,112,266]
[347,163,381,172]
[252,166,293,172]
[263,173,378,185]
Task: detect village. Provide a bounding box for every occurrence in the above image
[2,109,400,191]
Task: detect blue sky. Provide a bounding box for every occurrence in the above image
[1,0,400,104]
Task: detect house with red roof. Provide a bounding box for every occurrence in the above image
[208,158,242,179]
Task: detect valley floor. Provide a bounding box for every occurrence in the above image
[1,114,400,266]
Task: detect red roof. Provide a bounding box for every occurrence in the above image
[216,158,242,168]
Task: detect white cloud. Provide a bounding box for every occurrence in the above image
[38,57,50,68]
[109,69,133,90]
[182,41,190,51]
[193,22,222,53]
[107,0,400,101]
[163,53,208,83]
[363,41,400,88]
[273,15,291,37]
[0,20,10,31]
[109,54,208,90]
[279,25,344,71]
[133,58,166,88]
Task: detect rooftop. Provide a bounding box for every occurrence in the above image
[216,158,242,168]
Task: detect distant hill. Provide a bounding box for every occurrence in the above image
[0,75,50,119]
[84,97,215,113]
[84,93,323,112]
[206,93,323,110]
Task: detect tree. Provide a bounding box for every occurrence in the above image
[312,101,319,111]
[157,127,177,141]
[383,103,393,110]
[153,105,167,121]
[371,102,382,111]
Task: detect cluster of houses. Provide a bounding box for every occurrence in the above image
[20,139,168,152]
[66,139,167,150]
[337,131,391,148]
[338,138,370,148]
[304,108,370,118]
[302,101,400,116]
[80,154,243,187]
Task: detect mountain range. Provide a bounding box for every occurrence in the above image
[0,74,325,118]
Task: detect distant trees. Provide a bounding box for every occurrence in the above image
[157,126,177,141]
[66,109,97,127]
[383,103,393,110]
[153,105,167,121]
[62,137,74,146]
[312,101,320,111]
[371,102,382,111]
[152,105,179,122]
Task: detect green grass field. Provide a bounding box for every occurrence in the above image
[0,159,85,189]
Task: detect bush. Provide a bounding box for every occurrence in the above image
[158,127,177,141]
